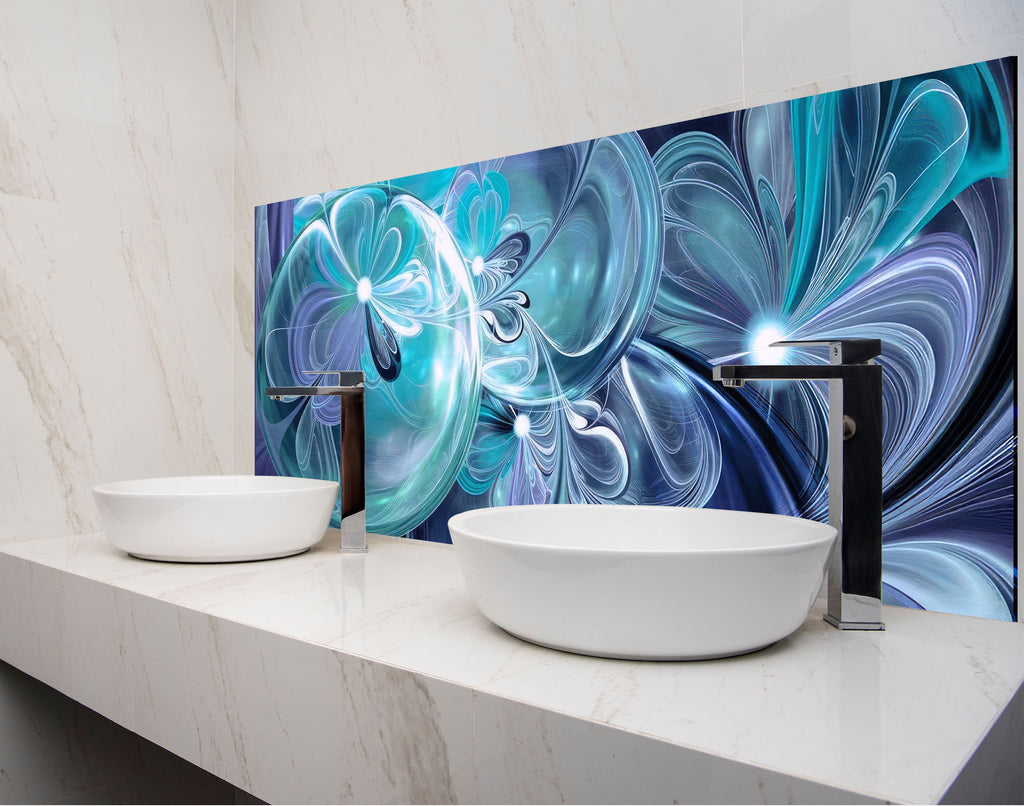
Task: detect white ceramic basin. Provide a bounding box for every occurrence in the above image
[448,504,837,660]
[93,475,338,562]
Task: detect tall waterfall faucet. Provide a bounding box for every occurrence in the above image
[713,339,885,630]
[265,370,367,553]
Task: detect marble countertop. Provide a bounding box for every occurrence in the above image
[0,531,1022,804]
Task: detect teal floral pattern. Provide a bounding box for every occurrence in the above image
[257,58,1015,620]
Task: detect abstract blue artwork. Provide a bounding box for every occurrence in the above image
[256,57,1016,621]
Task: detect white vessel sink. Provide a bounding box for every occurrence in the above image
[93,475,338,562]
[448,504,837,660]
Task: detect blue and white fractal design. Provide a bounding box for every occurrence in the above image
[256,58,1016,621]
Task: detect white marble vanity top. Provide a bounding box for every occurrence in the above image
[0,531,1021,804]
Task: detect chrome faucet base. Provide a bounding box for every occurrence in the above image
[823,613,886,631]
[336,511,368,553]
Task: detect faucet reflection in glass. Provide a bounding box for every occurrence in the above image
[713,339,884,630]
[265,370,367,553]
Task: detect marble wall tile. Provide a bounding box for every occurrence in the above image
[0,194,233,539]
[416,0,744,168]
[234,0,743,206]
[233,225,256,472]
[742,0,1024,101]
[0,0,235,541]
[0,0,234,225]
[741,0,855,99]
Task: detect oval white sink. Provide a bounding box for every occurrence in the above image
[448,504,837,660]
[93,475,338,562]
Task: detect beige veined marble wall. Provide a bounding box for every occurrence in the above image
[0,0,235,542]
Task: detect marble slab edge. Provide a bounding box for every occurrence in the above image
[0,547,889,804]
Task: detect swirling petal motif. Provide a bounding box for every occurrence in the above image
[454,340,722,518]
[647,59,1015,619]
[443,134,665,404]
[882,383,1015,619]
[457,390,633,508]
[256,188,480,536]
[255,58,1015,620]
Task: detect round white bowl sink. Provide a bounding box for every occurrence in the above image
[93,475,338,562]
[448,504,837,661]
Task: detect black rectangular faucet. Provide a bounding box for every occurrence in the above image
[713,339,884,630]
[265,371,367,553]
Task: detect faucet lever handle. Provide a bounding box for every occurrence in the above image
[771,338,880,365]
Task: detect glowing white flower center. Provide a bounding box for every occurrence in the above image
[356,277,373,302]
[749,324,789,365]
[471,255,485,276]
[513,413,531,438]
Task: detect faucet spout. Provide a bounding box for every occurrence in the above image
[713,338,884,631]
[713,362,880,385]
